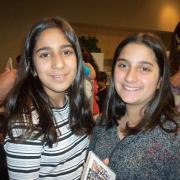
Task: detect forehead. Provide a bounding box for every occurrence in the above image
[118,42,157,63]
[35,28,69,46]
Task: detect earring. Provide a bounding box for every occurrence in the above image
[33,71,37,77]
[31,69,37,77]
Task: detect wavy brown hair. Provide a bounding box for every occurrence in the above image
[102,33,179,135]
[4,17,94,147]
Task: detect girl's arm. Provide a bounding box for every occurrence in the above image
[4,138,42,179]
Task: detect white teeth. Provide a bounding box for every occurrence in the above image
[123,86,139,91]
[52,74,65,79]
[55,75,62,78]
[54,75,64,77]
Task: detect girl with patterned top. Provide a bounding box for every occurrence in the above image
[90,33,180,179]
[3,16,94,179]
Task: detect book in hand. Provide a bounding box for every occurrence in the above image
[81,151,116,180]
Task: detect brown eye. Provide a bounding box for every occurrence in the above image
[62,48,75,56]
[39,53,49,58]
[117,62,128,69]
[140,66,152,73]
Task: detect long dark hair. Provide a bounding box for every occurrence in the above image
[169,22,180,75]
[102,33,179,135]
[79,40,99,75]
[5,17,94,147]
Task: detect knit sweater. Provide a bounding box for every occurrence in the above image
[89,123,180,180]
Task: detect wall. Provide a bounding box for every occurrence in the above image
[0,0,179,71]
[73,23,172,59]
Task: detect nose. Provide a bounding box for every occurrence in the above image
[125,67,138,83]
[52,53,64,69]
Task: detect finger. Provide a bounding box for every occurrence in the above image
[103,158,109,165]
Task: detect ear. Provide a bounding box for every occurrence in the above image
[157,78,161,89]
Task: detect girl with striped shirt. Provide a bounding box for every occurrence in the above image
[3,16,94,179]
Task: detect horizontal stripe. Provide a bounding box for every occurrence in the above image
[4,100,89,179]
[8,167,40,173]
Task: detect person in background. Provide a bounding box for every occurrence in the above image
[83,62,96,112]
[83,62,96,80]
[96,71,108,113]
[80,45,100,120]
[3,16,94,179]
[89,33,179,179]
[169,22,180,111]
[0,57,19,180]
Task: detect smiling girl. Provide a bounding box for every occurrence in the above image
[90,33,180,179]
[3,17,94,179]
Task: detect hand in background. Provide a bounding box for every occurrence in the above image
[0,58,17,104]
[171,70,180,88]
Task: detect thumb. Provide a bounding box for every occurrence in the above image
[103,158,109,165]
[5,57,13,72]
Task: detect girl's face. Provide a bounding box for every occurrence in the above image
[33,28,77,102]
[114,43,160,108]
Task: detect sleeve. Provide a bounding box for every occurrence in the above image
[4,137,43,180]
[83,64,91,77]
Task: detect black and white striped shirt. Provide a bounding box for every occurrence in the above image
[4,100,89,179]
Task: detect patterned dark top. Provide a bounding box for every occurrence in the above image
[89,122,180,180]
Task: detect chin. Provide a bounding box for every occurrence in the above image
[122,98,139,104]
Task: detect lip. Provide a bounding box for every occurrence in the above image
[50,73,67,80]
[122,85,140,91]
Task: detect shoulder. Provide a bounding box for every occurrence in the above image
[89,122,119,159]
[92,122,116,138]
[143,125,180,154]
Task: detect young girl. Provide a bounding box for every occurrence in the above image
[90,33,180,179]
[4,17,94,179]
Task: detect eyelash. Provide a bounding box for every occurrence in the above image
[63,49,74,55]
[39,53,50,58]
[38,49,74,58]
[117,63,152,73]
[140,66,151,72]
[118,63,127,68]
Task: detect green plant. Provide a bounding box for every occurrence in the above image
[79,36,101,52]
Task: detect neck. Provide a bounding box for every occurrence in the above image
[118,105,143,140]
[49,93,66,108]
[124,104,144,127]
[118,104,144,140]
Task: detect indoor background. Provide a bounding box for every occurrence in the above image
[0,0,179,72]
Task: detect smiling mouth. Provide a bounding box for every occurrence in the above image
[123,85,140,91]
[51,74,67,79]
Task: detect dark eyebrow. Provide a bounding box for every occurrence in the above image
[35,44,73,54]
[116,58,127,62]
[60,44,73,49]
[117,58,154,66]
[35,47,50,53]
[138,61,154,66]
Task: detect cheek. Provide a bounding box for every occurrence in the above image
[67,60,77,76]
[114,69,124,82]
[114,71,123,92]
[143,75,160,91]
[34,62,47,74]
